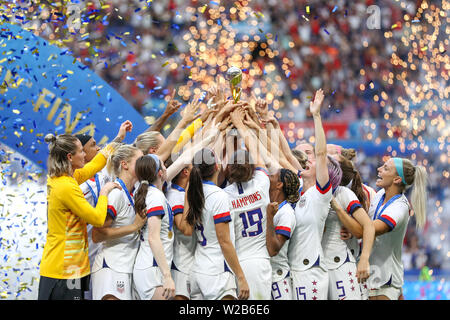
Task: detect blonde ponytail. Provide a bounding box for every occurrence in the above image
[410,165,428,229]
[401,159,428,230]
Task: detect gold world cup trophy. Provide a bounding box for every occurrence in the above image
[226,66,242,103]
[226,66,242,137]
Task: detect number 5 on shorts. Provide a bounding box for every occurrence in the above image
[336,280,346,299]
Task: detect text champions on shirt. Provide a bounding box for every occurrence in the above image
[231,191,262,210]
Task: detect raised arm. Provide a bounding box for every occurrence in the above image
[165,128,216,182]
[157,97,202,162]
[267,116,304,171]
[230,106,265,169]
[147,90,182,132]
[310,89,328,186]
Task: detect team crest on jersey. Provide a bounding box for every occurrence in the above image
[298,196,306,208]
[117,280,125,294]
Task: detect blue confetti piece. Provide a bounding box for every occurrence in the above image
[332,6,338,13]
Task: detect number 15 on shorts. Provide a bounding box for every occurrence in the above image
[295,286,306,300]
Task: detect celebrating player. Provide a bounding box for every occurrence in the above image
[90,144,145,300]
[133,154,176,300]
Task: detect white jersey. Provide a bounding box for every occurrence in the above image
[270,200,296,282]
[346,184,374,260]
[288,180,332,272]
[80,167,113,268]
[192,181,234,276]
[322,186,363,270]
[92,179,139,274]
[224,167,270,261]
[368,189,410,289]
[134,185,174,270]
[165,183,196,274]
[362,183,377,208]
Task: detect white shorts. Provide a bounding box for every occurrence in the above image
[291,266,329,300]
[368,285,402,300]
[241,258,272,300]
[271,273,293,300]
[190,271,237,300]
[91,267,133,300]
[133,267,163,300]
[328,261,361,300]
[171,269,191,299]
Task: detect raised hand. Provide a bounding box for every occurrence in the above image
[99,181,121,197]
[267,202,279,218]
[243,111,261,131]
[181,96,202,123]
[165,89,182,116]
[309,88,324,116]
[114,120,133,142]
[230,106,246,127]
[266,116,280,129]
[252,92,269,120]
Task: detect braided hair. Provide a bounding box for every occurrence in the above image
[280,168,300,204]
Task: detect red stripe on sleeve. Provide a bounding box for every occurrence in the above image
[380,214,397,228]
[107,205,117,217]
[275,226,291,233]
[213,212,231,220]
[147,206,164,213]
[346,200,361,213]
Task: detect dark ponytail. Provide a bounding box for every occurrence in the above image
[134,155,159,216]
[280,168,300,204]
[187,165,204,226]
[338,155,368,211]
[186,148,217,226]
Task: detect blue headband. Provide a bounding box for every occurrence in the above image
[147,154,161,173]
[392,157,407,185]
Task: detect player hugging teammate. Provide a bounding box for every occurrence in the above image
[40,84,428,301]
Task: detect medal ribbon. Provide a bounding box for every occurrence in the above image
[86,174,100,206]
[373,193,401,220]
[116,178,135,208]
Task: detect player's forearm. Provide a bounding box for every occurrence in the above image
[92,224,137,243]
[313,113,329,185]
[148,235,171,277]
[265,216,281,256]
[360,221,375,261]
[157,119,190,162]
[147,112,171,133]
[335,207,364,239]
[219,240,246,280]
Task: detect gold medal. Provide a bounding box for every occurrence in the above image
[168,230,173,239]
